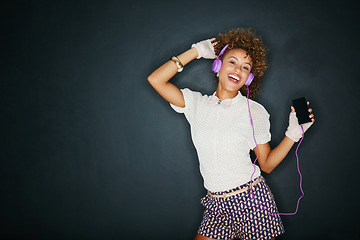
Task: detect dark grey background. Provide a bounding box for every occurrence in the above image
[1,0,359,239]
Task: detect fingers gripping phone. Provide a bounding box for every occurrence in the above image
[292,97,312,124]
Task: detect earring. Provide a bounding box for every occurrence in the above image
[216,72,219,77]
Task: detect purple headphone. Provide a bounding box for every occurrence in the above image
[212,44,254,86]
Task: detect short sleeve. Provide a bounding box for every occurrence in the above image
[169,88,202,124]
[247,103,271,149]
[170,88,191,113]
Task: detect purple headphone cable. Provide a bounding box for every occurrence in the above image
[246,85,305,216]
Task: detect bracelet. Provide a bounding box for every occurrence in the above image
[170,56,184,72]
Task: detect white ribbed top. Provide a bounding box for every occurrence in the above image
[171,88,271,192]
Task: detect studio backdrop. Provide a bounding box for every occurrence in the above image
[1,0,359,239]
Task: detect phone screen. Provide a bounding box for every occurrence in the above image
[292,97,312,124]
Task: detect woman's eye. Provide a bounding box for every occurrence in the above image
[243,66,249,71]
[230,60,236,65]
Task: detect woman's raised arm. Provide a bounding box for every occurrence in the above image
[147,38,216,108]
[147,47,198,108]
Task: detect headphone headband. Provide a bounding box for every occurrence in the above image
[218,44,229,57]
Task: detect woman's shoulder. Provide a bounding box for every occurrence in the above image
[181,88,212,100]
[247,98,270,116]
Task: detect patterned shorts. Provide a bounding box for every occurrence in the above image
[198,176,285,240]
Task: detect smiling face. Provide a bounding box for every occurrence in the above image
[216,48,253,99]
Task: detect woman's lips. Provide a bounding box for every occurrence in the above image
[228,74,241,84]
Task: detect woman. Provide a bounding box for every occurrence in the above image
[148,28,314,240]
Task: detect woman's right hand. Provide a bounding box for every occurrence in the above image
[191,38,217,59]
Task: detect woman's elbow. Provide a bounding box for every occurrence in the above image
[261,166,273,174]
[147,74,155,83]
[147,74,158,89]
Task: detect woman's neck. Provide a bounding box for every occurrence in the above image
[215,86,239,100]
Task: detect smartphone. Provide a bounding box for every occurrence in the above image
[292,97,312,124]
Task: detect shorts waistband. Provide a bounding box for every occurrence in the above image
[207,176,264,199]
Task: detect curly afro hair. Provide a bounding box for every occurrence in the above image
[214,28,268,99]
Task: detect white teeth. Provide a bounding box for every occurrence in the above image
[229,74,240,81]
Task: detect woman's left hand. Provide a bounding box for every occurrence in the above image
[285,103,315,142]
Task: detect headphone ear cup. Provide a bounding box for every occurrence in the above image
[212,59,222,73]
[212,44,229,74]
[245,73,254,86]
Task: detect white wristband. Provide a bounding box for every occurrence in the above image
[285,112,313,142]
[191,39,216,59]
